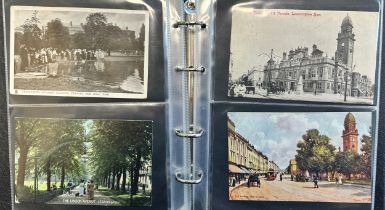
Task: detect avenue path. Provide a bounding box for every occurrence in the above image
[230,175,371,203]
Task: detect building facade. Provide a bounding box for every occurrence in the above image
[261,15,372,97]
[228,117,277,175]
[288,159,298,176]
[269,161,280,172]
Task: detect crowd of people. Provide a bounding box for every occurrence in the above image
[15,46,108,74]
[62,180,95,200]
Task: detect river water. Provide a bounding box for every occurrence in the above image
[19,56,145,93]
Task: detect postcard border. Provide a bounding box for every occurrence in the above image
[9,6,150,99]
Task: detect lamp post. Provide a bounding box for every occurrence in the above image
[259,49,275,96]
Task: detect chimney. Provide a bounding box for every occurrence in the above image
[283,52,287,60]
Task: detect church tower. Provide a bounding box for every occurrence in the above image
[342,112,359,153]
[335,15,355,69]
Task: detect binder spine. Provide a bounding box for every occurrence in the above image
[173,0,206,185]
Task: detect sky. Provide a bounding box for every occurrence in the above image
[230,8,379,81]
[228,112,372,170]
[12,6,146,38]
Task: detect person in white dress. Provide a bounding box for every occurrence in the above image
[79,180,85,196]
[338,174,343,185]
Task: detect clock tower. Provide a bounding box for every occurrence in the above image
[342,112,359,153]
[335,15,355,69]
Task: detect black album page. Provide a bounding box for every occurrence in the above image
[1,0,168,210]
[211,0,384,210]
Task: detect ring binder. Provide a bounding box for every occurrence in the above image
[175,165,204,184]
[175,66,206,72]
[173,0,206,187]
[175,125,204,138]
[172,21,207,29]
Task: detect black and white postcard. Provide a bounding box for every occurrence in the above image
[10,6,149,98]
[228,9,379,104]
[14,118,152,206]
[228,112,372,203]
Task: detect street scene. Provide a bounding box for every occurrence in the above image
[14,118,152,206]
[11,6,149,98]
[229,9,379,104]
[228,112,372,203]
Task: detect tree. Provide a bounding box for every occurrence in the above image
[360,127,372,178]
[25,120,86,191]
[295,129,336,176]
[82,13,108,50]
[71,32,89,49]
[335,150,356,180]
[89,120,152,195]
[45,19,71,50]
[14,32,24,54]
[15,119,46,189]
[22,10,43,49]
[136,24,145,51]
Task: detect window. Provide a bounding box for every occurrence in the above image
[317,82,322,89]
[312,69,316,78]
[318,67,323,78]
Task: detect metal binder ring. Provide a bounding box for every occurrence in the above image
[175,167,204,184]
[175,66,205,73]
[173,21,207,29]
[175,127,204,138]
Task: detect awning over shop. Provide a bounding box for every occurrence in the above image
[239,166,252,174]
[229,164,246,174]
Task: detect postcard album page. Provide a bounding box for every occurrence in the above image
[3,0,168,210]
[211,0,382,210]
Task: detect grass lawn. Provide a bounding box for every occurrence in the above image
[24,180,62,191]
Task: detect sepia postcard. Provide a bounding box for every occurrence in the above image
[228,8,379,104]
[13,118,152,206]
[227,112,373,203]
[10,6,149,98]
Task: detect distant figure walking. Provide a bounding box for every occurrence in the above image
[87,180,95,200]
[338,174,343,185]
[279,173,283,182]
[313,176,319,188]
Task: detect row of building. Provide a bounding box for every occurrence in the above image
[228,117,280,175]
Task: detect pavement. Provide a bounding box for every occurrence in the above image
[229,175,371,203]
